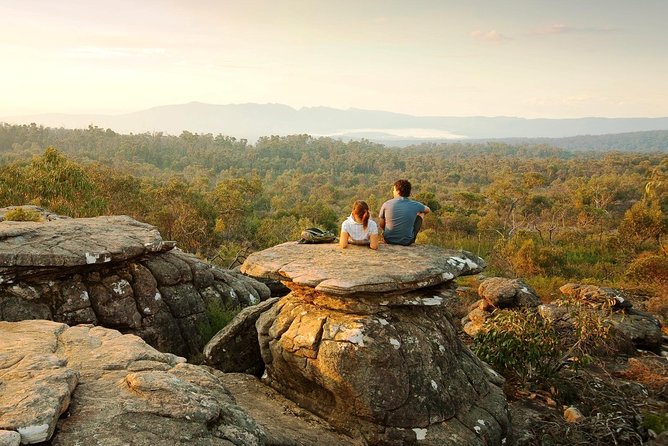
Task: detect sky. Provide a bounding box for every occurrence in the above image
[1,0,667,118]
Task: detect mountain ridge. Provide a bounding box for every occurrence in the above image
[3,102,668,142]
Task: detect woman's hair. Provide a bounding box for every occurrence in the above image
[352,200,370,230]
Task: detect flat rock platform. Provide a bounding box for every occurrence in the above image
[241,242,485,296]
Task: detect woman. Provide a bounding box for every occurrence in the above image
[339,200,379,250]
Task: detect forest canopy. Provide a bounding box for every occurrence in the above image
[1,123,666,304]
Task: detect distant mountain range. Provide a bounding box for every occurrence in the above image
[3,102,668,144]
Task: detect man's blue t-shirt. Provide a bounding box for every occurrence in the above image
[379,197,427,245]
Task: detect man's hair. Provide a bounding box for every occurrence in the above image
[394,179,411,197]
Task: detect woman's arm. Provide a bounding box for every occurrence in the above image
[369,233,379,250]
[339,229,350,248]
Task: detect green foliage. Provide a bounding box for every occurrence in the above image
[0,127,665,313]
[472,309,561,383]
[616,200,665,256]
[625,253,668,287]
[642,412,668,435]
[553,295,613,369]
[3,207,42,222]
[25,147,106,216]
[199,300,240,344]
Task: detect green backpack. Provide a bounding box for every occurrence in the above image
[298,227,337,244]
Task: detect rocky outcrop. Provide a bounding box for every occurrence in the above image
[239,242,511,445]
[559,283,633,310]
[462,277,541,337]
[214,373,363,446]
[0,210,270,358]
[0,320,266,445]
[204,297,280,375]
[539,283,663,353]
[241,241,485,295]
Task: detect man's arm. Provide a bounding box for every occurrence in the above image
[378,204,386,230]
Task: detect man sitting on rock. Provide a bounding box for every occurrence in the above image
[379,179,430,245]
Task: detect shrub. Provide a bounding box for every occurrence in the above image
[625,253,668,287]
[642,412,668,436]
[3,207,43,222]
[554,296,613,367]
[472,309,561,383]
[199,300,240,344]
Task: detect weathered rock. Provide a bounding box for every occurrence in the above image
[241,242,485,296]
[538,303,662,353]
[563,406,585,423]
[241,242,510,445]
[0,320,266,445]
[559,283,634,310]
[463,308,490,337]
[0,215,170,276]
[460,277,542,337]
[204,297,280,375]
[478,277,541,309]
[611,309,663,351]
[213,372,362,446]
[0,321,78,444]
[0,211,271,359]
[0,205,69,222]
[0,430,21,446]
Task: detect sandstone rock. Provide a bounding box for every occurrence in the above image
[478,277,541,309]
[214,372,362,446]
[0,430,20,446]
[0,321,78,444]
[241,242,485,296]
[563,406,584,423]
[256,294,510,444]
[0,212,270,359]
[612,309,663,352]
[241,243,510,445]
[0,215,169,277]
[204,297,280,375]
[463,307,490,337]
[559,283,634,310]
[538,303,663,353]
[0,320,266,445]
[459,277,541,338]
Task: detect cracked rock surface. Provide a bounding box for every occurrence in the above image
[0,212,270,359]
[0,320,266,445]
[240,243,511,445]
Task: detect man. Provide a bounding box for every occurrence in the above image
[379,179,431,245]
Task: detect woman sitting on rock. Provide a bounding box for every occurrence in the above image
[339,200,379,250]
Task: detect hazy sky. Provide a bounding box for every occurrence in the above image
[1,0,667,118]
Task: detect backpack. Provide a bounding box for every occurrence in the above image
[298,227,337,244]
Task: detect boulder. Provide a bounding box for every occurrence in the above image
[0,320,266,445]
[548,282,662,352]
[0,431,21,446]
[213,372,361,446]
[461,277,541,337]
[478,277,541,309]
[0,211,270,359]
[204,297,280,375]
[241,242,511,445]
[538,304,662,353]
[559,283,633,310]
